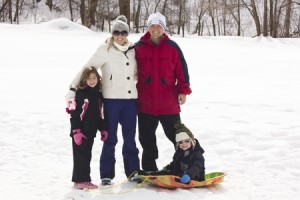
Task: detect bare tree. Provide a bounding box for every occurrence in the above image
[68,0,74,21]
[88,0,98,27]
[242,0,261,36]
[195,0,208,36]
[46,0,53,11]
[13,0,25,24]
[263,0,268,36]
[269,0,274,36]
[134,0,142,33]
[177,0,183,34]
[80,0,86,26]
[227,0,242,36]
[284,0,292,37]
[118,0,130,28]
[0,0,10,19]
[208,0,217,36]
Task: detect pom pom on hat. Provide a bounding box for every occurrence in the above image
[112,15,129,33]
[175,122,196,147]
[147,12,166,30]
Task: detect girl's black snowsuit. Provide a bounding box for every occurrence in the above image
[70,86,107,182]
[164,139,205,182]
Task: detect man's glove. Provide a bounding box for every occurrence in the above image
[180,173,190,184]
[65,90,76,113]
[100,131,108,141]
[72,129,87,145]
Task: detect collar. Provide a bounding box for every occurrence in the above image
[113,41,130,52]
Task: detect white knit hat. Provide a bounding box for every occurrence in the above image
[147,12,166,30]
[112,15,129,33]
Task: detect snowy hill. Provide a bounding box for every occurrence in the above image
[0,19,300,200]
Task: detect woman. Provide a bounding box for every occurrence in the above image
[66,15,140,186]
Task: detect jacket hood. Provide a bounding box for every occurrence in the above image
[194,139,205,154]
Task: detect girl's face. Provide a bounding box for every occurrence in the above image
[112,30,128,45]
[178,139,192,151]
[86,73,98,88]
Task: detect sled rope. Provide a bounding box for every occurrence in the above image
[84,171,150,194]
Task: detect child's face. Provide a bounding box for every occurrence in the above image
[86,73,98,88]
[178,139,192,150]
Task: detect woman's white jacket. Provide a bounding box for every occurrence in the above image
[70,40,137,99]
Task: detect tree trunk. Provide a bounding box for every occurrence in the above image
[134,0,142,33]
[8,0,12,23]
[177,0,183,35]
[244,0,261,36]
[0,0,10,18]
[237,0,241,36]
[269,0,274,37]
[88,0,98,27]
[196,0,207,36]
[46,0,53,11]
[68,0,74,21]
[263,0,268,36]
[118,0,130,28]
[208,0,216,36]
[284,0,292,37]
[13,0,20,23]
[273,0,279,38]
[80,0,86,26]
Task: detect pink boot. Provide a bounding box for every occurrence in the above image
[74,182,98,189]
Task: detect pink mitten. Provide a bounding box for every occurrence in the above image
[73,129,87,145]
[100,131,108,141]
[66,98,76,114]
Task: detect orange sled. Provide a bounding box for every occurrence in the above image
[139,172,226,189]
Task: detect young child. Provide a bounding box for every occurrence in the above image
[134,121,205,184]
[69,67,108,189]
[162,121,205,183]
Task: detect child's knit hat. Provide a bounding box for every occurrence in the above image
[147,12,166,30]
[112,15,129,33]
[175,121,196,147]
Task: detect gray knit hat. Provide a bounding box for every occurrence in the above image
[112,15,129,33]
[175,122,196,147]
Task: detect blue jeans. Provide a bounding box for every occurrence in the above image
[100,99,140,179]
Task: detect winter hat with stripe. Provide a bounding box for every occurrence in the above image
[175,122,196,148]
[112,15,129,33]
[147,12,166,30]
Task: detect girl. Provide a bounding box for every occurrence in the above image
[70,67,107,189]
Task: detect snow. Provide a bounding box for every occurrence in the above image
[0,18,300,200]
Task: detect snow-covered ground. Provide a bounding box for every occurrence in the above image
[0,19,299,200]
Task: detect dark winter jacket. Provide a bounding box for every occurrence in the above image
[134,32,192,115]
[70,86,107,138]
[164,139,205,181]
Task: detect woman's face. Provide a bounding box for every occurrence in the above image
[112,30,128,45]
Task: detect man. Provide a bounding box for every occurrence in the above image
[134,12,192,171]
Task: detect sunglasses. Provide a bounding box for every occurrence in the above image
[178,139,191,144]
[112,30,128,36]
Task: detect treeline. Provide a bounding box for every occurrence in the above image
[0,0,299,37]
